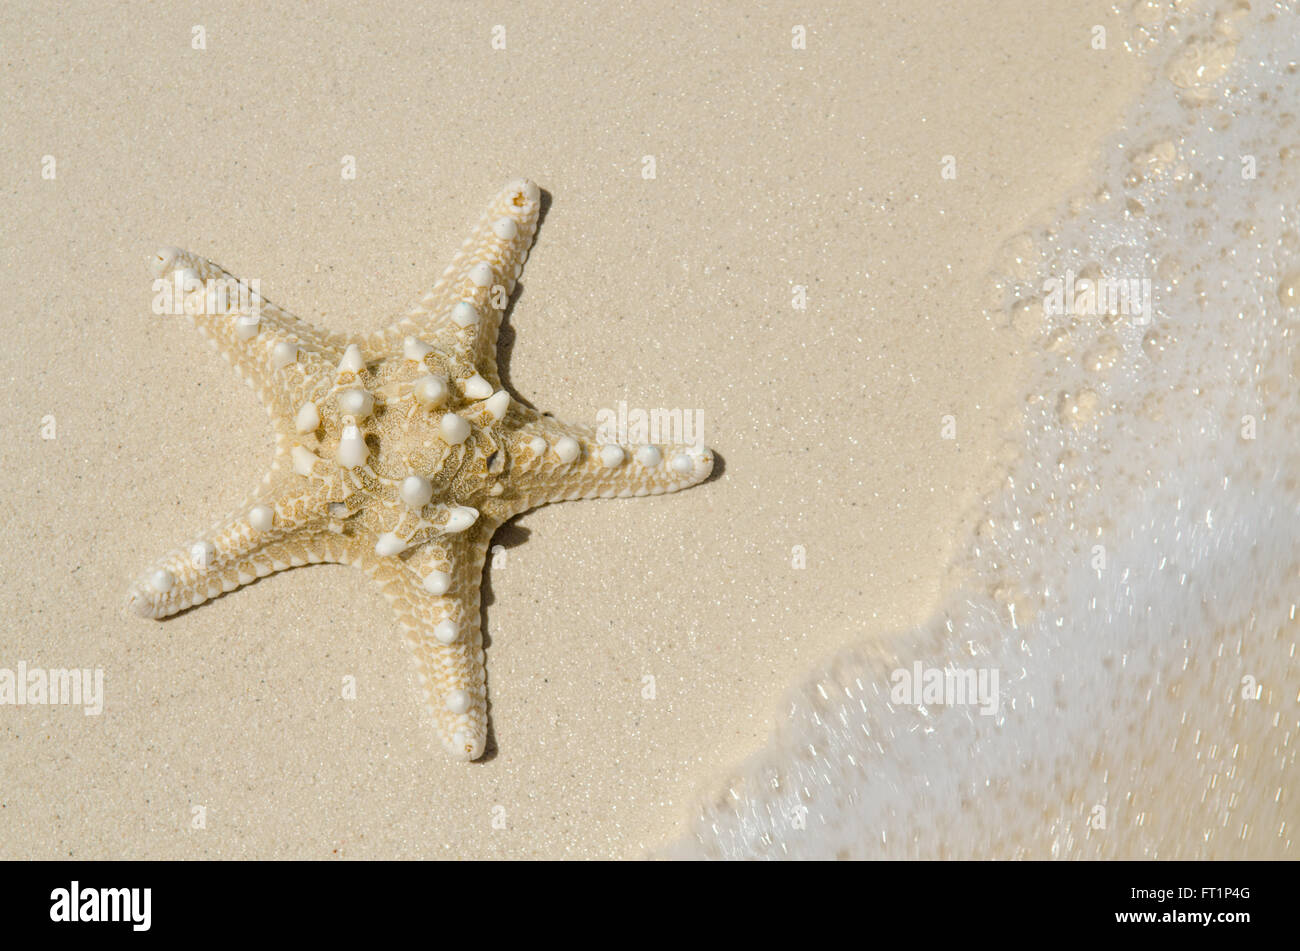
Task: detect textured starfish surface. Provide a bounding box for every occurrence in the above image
[127,179,714,760]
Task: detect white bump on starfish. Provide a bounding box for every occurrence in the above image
[400,474,433,508]
[403,336,434,361]
[291,445,318,477]
[174,267,199,297]
[236,316,261,340]
[338,424,368,466]
[422,570,451,595]
[375,531,411,557]
[484,390,511,421]
[338,344,365,374]
[151,568,175,593]
[450,302,479,327]
[271,341,298,370]
[671,452,694,474]
[527,435,547,457]
[441,505,478,534]
[468,263,493,287]
[248,505,274,531]
[492,217,518,240]
[190,541,215,569]
[434,619,459,644]
[338,387,374,418]
[555,436,580,463]
[462,373,493,400]
[295,401,320,434]
[636,445,662,467]
[440,412,470,445]
[445,689,471,714]
[413,374,449,408]
[599,444,625,468]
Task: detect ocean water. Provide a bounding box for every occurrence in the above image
[668,0,1299,859]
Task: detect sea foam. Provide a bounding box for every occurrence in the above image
[667,0,1300,859]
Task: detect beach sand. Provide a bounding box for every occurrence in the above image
[0,2,1143,858]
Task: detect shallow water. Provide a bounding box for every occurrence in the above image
[669,0,1300,859]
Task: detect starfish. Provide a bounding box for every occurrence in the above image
[127,179,714,760]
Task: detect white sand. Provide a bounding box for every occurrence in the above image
[0,2,1142,858]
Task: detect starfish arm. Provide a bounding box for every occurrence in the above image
[149,247,344,416]
[126,484,345,619]
[502,414,714,516]
[363,179,542,386]
[369,526,495,761]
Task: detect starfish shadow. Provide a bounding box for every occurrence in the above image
[702,449,726,485]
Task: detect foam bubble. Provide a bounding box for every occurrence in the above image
[667,0,1300,860]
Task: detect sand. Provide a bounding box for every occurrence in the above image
[0,1,1143,858]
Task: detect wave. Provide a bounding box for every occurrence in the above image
[667,0,1300,859]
